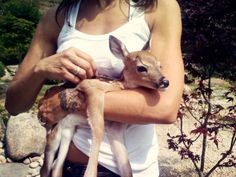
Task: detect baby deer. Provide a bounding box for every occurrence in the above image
[40,35,169,177]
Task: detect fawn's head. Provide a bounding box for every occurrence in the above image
[109,35,169,90]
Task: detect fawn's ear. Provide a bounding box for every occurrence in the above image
[109,35,129,59]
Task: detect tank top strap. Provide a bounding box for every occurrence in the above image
[67,0,82,28]
[129,1,145,21]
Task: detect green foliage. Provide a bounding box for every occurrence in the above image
[0,61,5,77]
[0,0,40,24]
[178,0,236,80]
[0,0,41,65]
[0,104,9,126]
[0,14,35,65]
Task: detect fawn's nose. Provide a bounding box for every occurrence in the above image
[156,77,169,89]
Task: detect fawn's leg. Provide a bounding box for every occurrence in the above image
[40,124,62,177]
[77,79,124,177]
[106,122,133,177]
[51,120,76,177]
[83,90,105,177]
[51,114,86,177]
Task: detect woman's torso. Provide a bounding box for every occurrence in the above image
[56,1,159,176]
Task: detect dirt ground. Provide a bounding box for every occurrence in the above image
[157,119,236,177]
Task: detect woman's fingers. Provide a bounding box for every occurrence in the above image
[67,56,95,78]
[72,48,97,71]
[61,58,88,81]
[63,48,96,78]
[73,57,94,78]
[35,47,96,83]
[61,57,88,79]
[60,67,80,84]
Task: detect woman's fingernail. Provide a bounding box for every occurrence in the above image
[75,77,80,83]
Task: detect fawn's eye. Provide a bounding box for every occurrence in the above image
[137,66,148,73]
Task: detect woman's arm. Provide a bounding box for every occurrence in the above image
[5,7,59,115]
[104,0,184,124]
[5,7,96,115]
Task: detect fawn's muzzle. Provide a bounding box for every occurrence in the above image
[156,77,169,89]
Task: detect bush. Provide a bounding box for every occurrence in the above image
[0,61,5,77]
[0,14,35,65]
[178,0,236,80]
[0,0,41,65]
[0,104,10,126]
[0,0,40,24]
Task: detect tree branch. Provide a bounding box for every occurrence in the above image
[205,131,236,177]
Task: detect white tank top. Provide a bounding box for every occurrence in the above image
[57,1,159,176]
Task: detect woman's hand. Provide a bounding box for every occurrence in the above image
[38,86,87,125]
[34,47,97,84]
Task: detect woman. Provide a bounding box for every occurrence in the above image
[5,0,184,176]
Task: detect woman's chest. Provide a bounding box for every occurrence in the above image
[76,1,130,35]
[57,20,150,79]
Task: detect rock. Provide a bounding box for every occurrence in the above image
[0,65,18,82]
[23,158,31,165]
[30,156,41,162]
[6,157,12,163]
[0,141,3,148]
[31,168,40,177]
[5,113,46,161]
[0,163,28,177]
[0,148,5,155]
[29,161,39,168]
[38,157,44,166]
[28,167,40,175]
[32,173,40,177]
[0,155,6,163]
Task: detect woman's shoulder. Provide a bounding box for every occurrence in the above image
[157,0,181,15]
[37,5,66,43]
[145,0,181,31]
[40,5,65,29]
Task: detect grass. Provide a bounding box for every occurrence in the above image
[0,103,9,126]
